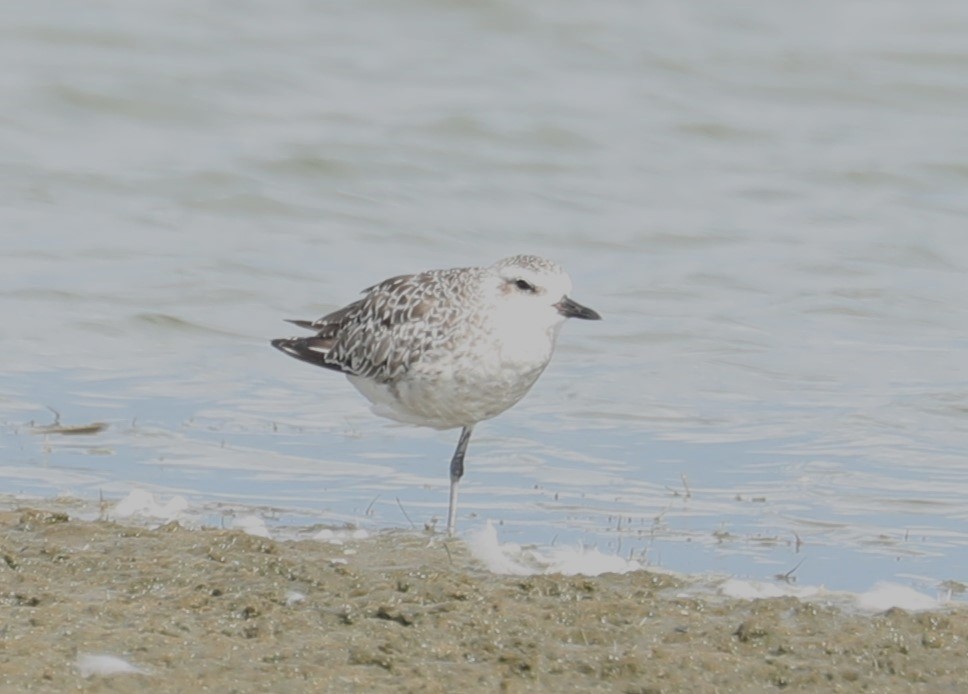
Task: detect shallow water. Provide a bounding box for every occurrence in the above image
[3,0,968,595]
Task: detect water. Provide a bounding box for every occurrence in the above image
[3,0,968,595]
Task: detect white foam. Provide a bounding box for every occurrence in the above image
[468,524,949,612]
[719,578,824,601]
[313,527,369,544]
[285,590,306,606]
[112,490,188,521]
[76,653,146,678]
[719,577,943,612]
[465,523,532,575]
[466,521,643,576]
[855,582,941,612]
[231,514,271,538]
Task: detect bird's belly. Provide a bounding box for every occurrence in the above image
[347,347,550,430]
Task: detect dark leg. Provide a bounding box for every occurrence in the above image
[447,425,474,535]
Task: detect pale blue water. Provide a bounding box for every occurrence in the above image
[2,0,968,595]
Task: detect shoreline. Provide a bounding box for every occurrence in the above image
[2,505,967,692]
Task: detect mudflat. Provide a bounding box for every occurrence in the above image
[1,507,965,693]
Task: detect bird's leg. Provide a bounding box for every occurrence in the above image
[447,425,474,536]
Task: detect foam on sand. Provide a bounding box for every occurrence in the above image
[76,654,147,678]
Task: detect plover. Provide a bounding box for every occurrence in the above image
[271,254,601,535]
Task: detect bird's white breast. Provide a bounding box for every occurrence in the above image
[347,319,560,430]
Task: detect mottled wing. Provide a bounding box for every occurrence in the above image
[272,269,475,382]
[327,271,470,381]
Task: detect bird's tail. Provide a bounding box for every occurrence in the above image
[271,336,343,372]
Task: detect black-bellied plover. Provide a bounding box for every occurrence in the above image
[271,255,601,535]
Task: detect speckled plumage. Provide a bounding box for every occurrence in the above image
[272,254,601,534]
[285,267,489,385]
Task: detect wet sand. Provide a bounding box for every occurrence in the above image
[2,506,966,693]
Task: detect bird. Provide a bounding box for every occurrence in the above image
[271,254,601,535]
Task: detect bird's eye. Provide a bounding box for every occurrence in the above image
[514,279,536,292]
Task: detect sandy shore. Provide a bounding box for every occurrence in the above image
[1,505,966,693]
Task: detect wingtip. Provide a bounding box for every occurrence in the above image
[284,319,316,330]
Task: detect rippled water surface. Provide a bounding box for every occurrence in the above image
[3,1,968,594]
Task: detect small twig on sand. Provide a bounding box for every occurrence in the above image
[395,497,416,529]
[364,495,379,517]
[775,557,805,584]
[31,406,108,436]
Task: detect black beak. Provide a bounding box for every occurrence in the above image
[555,295,602,320]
